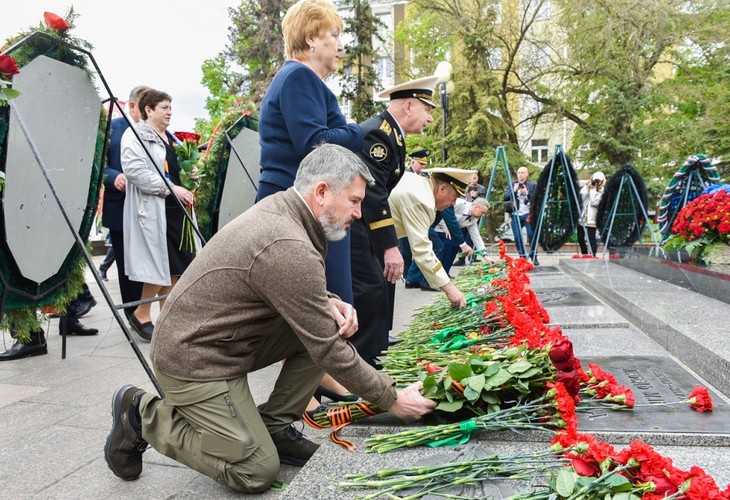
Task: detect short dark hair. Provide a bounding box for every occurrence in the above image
[138,89,171,120]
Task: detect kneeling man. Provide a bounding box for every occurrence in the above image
[104,144,435,492]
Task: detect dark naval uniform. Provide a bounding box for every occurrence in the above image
[349,111,406,366]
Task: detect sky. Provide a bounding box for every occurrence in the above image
[1,1,240,132]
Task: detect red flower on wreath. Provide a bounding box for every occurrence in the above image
[0,52,19,79]
[44,12,70,33]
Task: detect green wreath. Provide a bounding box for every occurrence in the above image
[0,9,104,341]
[194,106,258,241]
[656,153,720,242]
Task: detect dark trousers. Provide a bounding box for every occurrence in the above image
[109,229,143,318]
[511,213,534,258]
[404,228,444,286]
[578,225,598,256]
[350,221,391,367]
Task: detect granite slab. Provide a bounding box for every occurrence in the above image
[535,286,601,307]
[577,356,729,436]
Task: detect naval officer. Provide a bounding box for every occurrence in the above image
[389,167,477,309]
[349,76,439,366]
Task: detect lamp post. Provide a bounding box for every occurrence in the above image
[434,61,453,163]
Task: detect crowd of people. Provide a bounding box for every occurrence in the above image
[0,0,606,491]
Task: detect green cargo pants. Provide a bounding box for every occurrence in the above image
[138,323,324,492]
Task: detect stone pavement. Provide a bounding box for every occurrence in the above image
[1,250,729,498]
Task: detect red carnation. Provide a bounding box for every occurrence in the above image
[688,386,713,412]
[44,12,70,33]
[0,53,19,79]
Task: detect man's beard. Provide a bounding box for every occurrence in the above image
[319,209,349,241]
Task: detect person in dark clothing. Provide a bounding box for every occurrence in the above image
[103,86,147,317]
[349,76,437,366]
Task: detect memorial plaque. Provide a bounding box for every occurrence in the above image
[535,287,600,306]
[217,126,260,232]
[579,356,730,434]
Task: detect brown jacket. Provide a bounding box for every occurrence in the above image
[150,188,397,409]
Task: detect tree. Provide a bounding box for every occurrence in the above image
[401,1,529,172]
[339,0,386,122]
[225,0,292,104]
[194,55,244,137]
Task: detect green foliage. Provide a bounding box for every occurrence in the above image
[224,0,291,103]
[194,106,258,240]
[196,55,245,136]
[0,9,101,341]
[3,7,93,79]
[420,345,555,415]
[400,1,532,175]
[339,0,386,122]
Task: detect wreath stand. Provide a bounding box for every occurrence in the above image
[530,144,584,259]
[0,31,210,397]
[600,170,663,258]
[484,146,528,257]
[656,154,720,244]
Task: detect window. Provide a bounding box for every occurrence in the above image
[486,47,502,69]
[531,139,549,163]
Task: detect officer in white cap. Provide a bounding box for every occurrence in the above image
[350,75,439,366]
[388,167,477,309]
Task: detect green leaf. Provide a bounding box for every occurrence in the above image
[465,374,486,393]
[555,468,577,497]
[481,392,500,404]
[604,473,632,489]
[436,400,464,412]
[0,88,21,100]
[463,386,480,402]
[612,493,641,500]
[422,375,437,389]
[506,359,533,374]
[482,363,501,377]
[516,367,541,379]
[484,368,513,389]
[448,362,472,381]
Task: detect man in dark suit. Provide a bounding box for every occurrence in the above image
[102,86,148,318]
[349,76,438,366]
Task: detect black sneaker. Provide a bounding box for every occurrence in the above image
[104,385,148,481]
[270,424,319,467]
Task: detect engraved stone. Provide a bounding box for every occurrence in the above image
[535,287,600,306]
[578,356,729,434]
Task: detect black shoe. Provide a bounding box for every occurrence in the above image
[60,317,99,336]
[129,315,154,341]
[404,281,420,289]
[313,385,359,403]
[532,258,540,266]
[104,385,148,481]
[72,297,97,318]
[420,284,439,291]
[100,270,108,281]
[270,424,319,467]
[0,330,47,361]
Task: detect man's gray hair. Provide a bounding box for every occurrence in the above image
[472,197,490,209]
[294,143,374,194]
[128,85,151,103]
